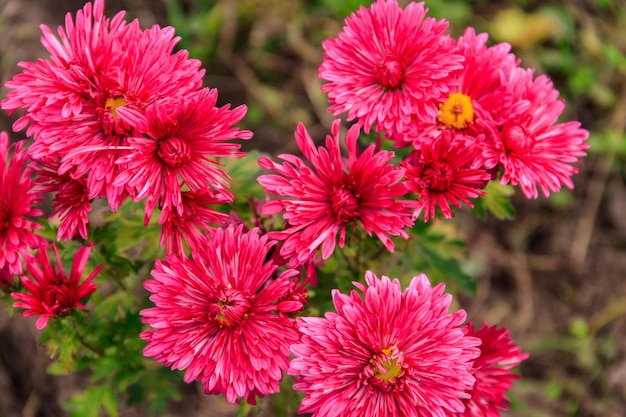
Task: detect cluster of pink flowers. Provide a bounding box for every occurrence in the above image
[4,0,592,414]
[1,0,251,248]
[289,272,528,417]
[256,0,589,269]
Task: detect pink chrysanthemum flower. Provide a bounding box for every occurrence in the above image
[257,119,414,267]
[2,0,205,211]
[318,0,463,143]
[33,158,91,241]
[11,243,102,330]
[459,322,528,417]
[140,225,303,404]
[158,188,231,257]
[288,271,481,417]
[483,67,589,198]
[0,132,45,275]
[408,28,524,150]
[403,132,491,222]
[114,88,252,223]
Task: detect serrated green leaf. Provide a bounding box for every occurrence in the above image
[65,385,119,417]
[478,182,516,220]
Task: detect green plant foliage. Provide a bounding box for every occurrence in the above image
[473,181,516,220]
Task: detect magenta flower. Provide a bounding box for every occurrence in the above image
[114,88,252,223]
[0,132,45,275]
[33,158,91,241]
[140,225,304,404]
[403,132,490,222]
[1,0,205,211]
[318,0,463,143]
[459,322,528,417]
[11,243,102,330]
[483,67,589,198]
[257,119,414,267]
[289,271,481,417]
[408,28,524,150]
[158,188,231,257]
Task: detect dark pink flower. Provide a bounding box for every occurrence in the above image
[459,322,528,417]
[257,119,414,267]
[158,188,231,257]
[11,243,102,330]
[403,132,490,221]
[2,0,205,211]
[33,158,91,241]
[0,132,45,275]
[318,0,463,143]
[288,271,481,417]
[140,225,303,404]
[483,68,589,198]
[114,88,252,223]
[407,28,525,150]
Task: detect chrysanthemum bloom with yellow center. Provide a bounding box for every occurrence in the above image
[140,225,304,404]
[11,243,102,330]
[406,28,524,151]
[318,0,463,144]
[0,132,45,276]
[257,119,414,268]
[288,271,481,417]
[1,0,205,211]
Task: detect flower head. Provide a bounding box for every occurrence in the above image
[0,132,45,275]
[158,188,231,257]
[459,322,528,417]
[1,0,206,211]
[483,68,589,198]
[403,132,490,221]
[33,158,91,241]
[257,119,414,267]
[11,243,102,330]
[289,271,480,417]
[114,88,252,223]
[318,0,463,143]
[406,28,524,150]
[140,225,303,404]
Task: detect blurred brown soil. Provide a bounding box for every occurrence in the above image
[1,1,625,417]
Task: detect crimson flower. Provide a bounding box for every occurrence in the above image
[1,0,205,211]
[0,132,45,275]
[158,188,231,257]
[257,119,414,267]
[318,0,463,143]
[408,28,525,150]
[11,243,102,330]
[288,271,481,417]
[483,67,589,198]
[403,132,490,221]
[459,322,529,417]
[33,158,91,241]
[140,225,303,404]
[114,88,252,223]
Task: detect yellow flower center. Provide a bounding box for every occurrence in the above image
[437,92,474,129]
[105,97,127,118]
[371,347,403,383]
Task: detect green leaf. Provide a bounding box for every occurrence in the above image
[477,182,516,220]
[64,385,119,417]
